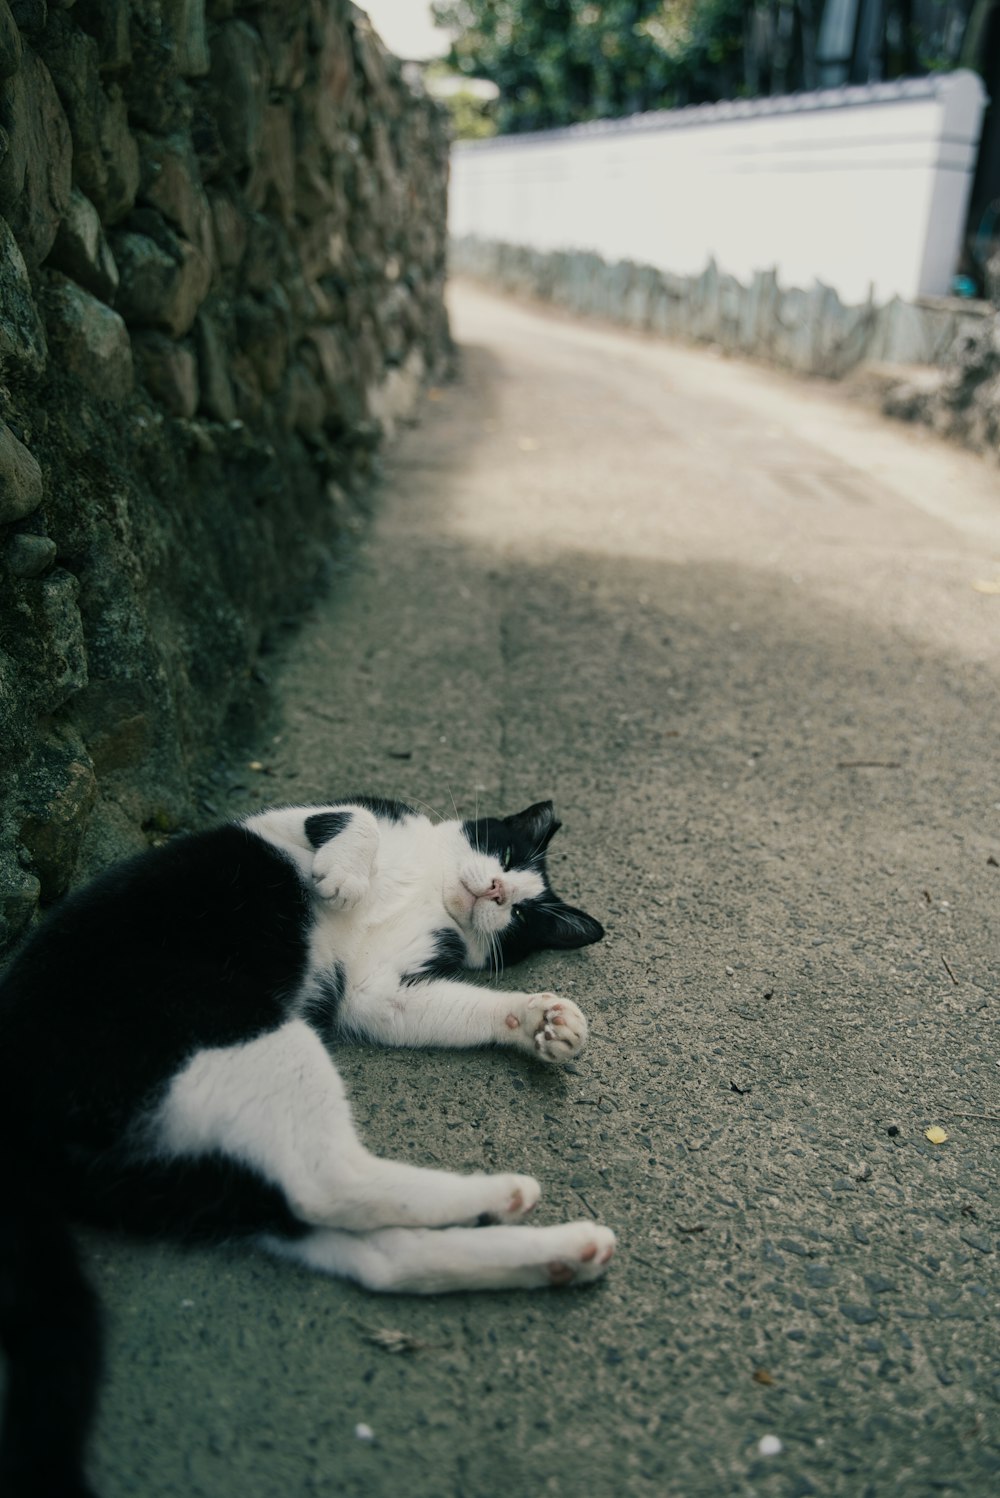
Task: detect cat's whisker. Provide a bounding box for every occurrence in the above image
[403,794,446,824]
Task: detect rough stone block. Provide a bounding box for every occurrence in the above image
[132,330,199,417]
[4,531,56,577]
[137,133,213,264]
[236,289,290,395]
[12,567,89,714]
[8,2,46,42]
[45,273,134,401]
[194,309,236,422]
[74,0,131,76]
[48,185,120,302]
[0,49,72,271]
[40,19,140,224]
[112,211,211,338]
[75,678,150,774]
[207,19,269,174]
[164,0,210,79]
[0,0,23,80]
[281,359,327,442]
[207,187,246,271]
[0,855,40,949]
[0,214,47,371]
[0,419,42,523]
[246,100,295,225]
[19,737,98,901]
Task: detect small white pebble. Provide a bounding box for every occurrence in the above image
[354,1423,375,1442]
[758,1434,783,1457]
[725,965,735,976]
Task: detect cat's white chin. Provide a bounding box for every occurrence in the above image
[445,885,511,941]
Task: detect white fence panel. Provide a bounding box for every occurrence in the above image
[450,73,988,305]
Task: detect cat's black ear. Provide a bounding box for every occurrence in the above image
[505,801,562,854]
[542,902,605,950]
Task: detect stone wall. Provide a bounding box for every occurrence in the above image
[451,236,992,382]
[879,303,1000,457]
[0,1,451,958]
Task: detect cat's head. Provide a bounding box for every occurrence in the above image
[443,800,604,970]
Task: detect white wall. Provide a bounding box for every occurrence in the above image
[450,73,987,305]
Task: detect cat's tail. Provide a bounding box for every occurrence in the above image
[0,1135,103,1498]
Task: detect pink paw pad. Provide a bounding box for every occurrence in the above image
[547,1259,577,1286]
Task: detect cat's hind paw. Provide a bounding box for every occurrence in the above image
[544,1222,616,1286]
[519,992,588,1063]
[476,1173,541,1225]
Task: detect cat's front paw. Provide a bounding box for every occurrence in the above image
[311,862,370,910]
[508,992,588,1063]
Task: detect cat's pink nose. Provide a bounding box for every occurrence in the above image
[482,878,506,904]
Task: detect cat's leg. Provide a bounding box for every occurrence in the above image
[344,978,589,1064]
[243,804,380,906]
[262,1220,616,1294]
[152,1020,540,1231]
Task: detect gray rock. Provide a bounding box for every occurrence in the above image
[40,21,140,224]
[19,736,98,901]
[74,678,150,774]
[163,0,210,79]
[235,289,290,395]
[132,330,199,418]
[8,2,46,42]
[0,214,47,372]
[0,420,43,523]
[137,133,214,264]
[0,50,72,272]
[281,359,328,442]
[207,20,269,174]
[48,186,120,303]
[4,531,57,577]
[45,273,134,402]
[10,567,89,716]
[207,187,247,272]
[246,101,295,226]
[194,310,236,423]
[0,0,23,80]
[112,212,212,338]
[74,0,131,76]
[0,851,40,950]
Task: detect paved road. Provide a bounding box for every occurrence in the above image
[90,282,999,1497]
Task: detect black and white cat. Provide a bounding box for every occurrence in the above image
[0,797,613,1497]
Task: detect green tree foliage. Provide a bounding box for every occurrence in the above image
[431,1,981,135]
[431,2,746,132]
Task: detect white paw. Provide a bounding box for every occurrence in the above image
[476,1173,541,1225]
[539,1221,616,1287]
[516,992,588,1063]
[311,845,371,907]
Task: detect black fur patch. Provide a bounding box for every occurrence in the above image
[304,811,352,848]
[0,825,312,1232]
[302,961,346,1044]
[352,796,413,823]
[403,928,468,984]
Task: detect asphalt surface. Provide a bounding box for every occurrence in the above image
[87,281,999,1497]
